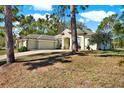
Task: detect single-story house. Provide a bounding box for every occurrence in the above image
[17,28,111,51]
[99,43,111,50]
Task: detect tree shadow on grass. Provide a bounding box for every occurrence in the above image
[0,61,6,66]
[22,52,74,70]
[76,52,88,56]
[0,52,87,69]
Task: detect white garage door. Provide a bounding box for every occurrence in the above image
[38,40,56,49]
[28,39,37,50]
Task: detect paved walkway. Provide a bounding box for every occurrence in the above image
[0,50,71,62]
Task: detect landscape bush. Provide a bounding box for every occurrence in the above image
[18,46,28,52]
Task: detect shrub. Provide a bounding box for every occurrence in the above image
[119,58,124,66]
[18,46,28,52]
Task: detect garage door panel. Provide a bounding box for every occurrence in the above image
[38,40,56,49]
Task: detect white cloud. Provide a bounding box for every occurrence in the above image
[14,21,20,25]
[120,8,124,12]
[32,5,52,11]
[28,13,50,21]
[86,19,90,22]
[79,10,115,22]
[78,18,85,23]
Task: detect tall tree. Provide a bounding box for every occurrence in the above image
[4,5,15,63]
[96,14,117,49]
[18,14,64,36]
[112,20,124,48]
[70,5,78,52]
[70,5,88,52]
[0,5,20,49]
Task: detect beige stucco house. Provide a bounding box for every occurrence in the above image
[17,29,97,50]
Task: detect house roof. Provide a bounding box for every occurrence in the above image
[77,28,94,36]
[58,28,94,36]
[38,35,56,40]
[20,34,56,40]
[18,28,94,40]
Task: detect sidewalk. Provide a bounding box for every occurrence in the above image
[0,50,71,62]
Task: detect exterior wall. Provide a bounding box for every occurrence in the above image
[78,36,84,50]
[61,30,71,50]
[85,37,97,50]
[18,40,23,48]
[23,40,27,47]
[78,36,90,50]
[89,44,97,50]
[78,35,97,50]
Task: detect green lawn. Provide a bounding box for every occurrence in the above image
[0,49,18,55]
[0,49,6,55]
[90,49,124,57]
[97,50,124,55]
[0,51,124,88]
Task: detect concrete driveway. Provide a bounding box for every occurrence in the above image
[0,50,71,62]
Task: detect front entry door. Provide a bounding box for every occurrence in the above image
[64,38,70,49]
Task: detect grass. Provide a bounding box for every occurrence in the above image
[0,49,6,55]
[0,51,124,88]
[0,49,18,55]
[119,57,124,66]
[98,50,124,55]
[91,49,124,57]
[0,61,6,66]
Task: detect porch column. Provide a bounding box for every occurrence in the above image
[61,37,64,50]
[69,37,72,50]
[83,36,85,50]
[80,36,84,50]
[26,39,28,49]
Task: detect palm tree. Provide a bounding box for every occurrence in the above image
[4,5,15,63]
[70,5,78,53]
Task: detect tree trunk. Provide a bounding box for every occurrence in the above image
[70,5,78,53]
[4,5,15,63]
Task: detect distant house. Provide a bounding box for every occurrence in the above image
[17,28,97,50]
[99,43,111,50]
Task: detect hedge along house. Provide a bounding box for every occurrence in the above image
[17,28,97,50]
